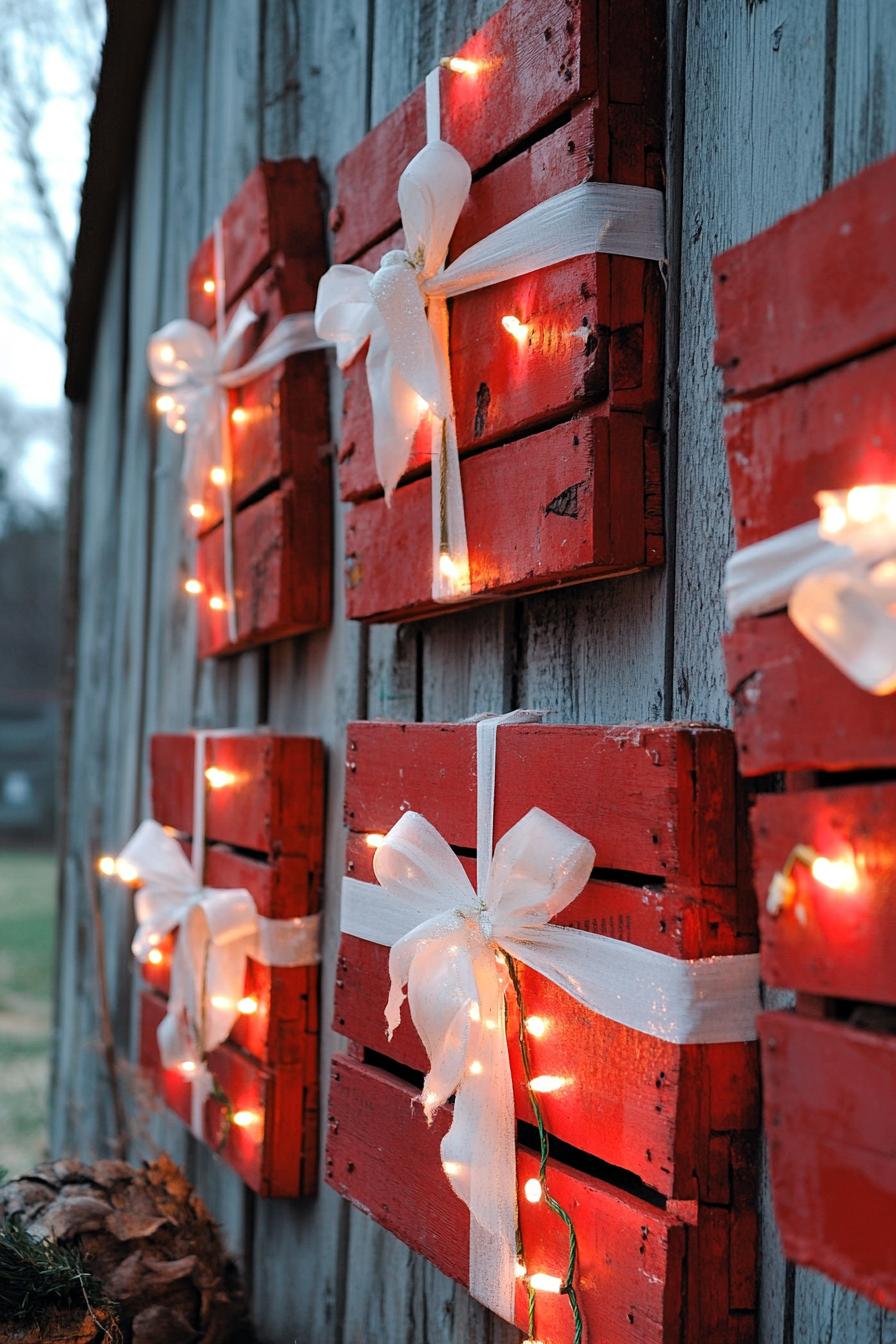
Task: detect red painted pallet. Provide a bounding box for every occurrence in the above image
[331,0,665,621]
[183,160,331,655]
[714,151,896,1308]
[137,732,324,1196]
[329,721,758,1342]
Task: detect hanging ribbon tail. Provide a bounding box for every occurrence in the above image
[215,299,261,373]
[789,559,896,695]
[218,309,332,386]
[365,322,431,501]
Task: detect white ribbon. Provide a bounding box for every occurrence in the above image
[340,711,760,1322]
[120,733,320,1136]
[725,486,896,694]
[315,68,665,603]
[147,219,331,640]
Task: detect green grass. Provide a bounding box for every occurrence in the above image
[0,850,55,1175]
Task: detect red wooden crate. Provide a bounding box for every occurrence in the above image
[137,732,324,1196]
[184,160,331,655]
[329,721,758,1341]
[714,152,896,1309]
[331,0,665,621]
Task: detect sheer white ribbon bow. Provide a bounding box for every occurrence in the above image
[147,304,327,503]
[341,711,760,1322]
[725,486,896,694]
[119,818,320,1132]
[315,68,665,602]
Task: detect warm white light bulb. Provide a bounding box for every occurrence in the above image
[179,1060,197,1075]
[441,55,479,75]
[158,342,176,364]
[97,855,117,877]
[230,406,249,425]
[237,996,259,1015]
[514,1261,527,1279]
[523,1178,542,1204]
[810,853,860,894]
[525,1016,546,1038]
[501,314,529,343]
[115,859,138,883]
[468,1060,483,1075]
[232,1109,258,1129]
[439,552,459,580]
[365,832,387,849]
[846,484,882,524]
[155,393,175,414]
[147,948,164,966]
[442,1159,462,1177]
[209,994,232,1010]
[209,595,227,612]
[414,394,430,416]
[528,1272,563,1294]
[188,502,206,520]
[468,1002,481,1022]
[172,418,188,435]
[205,766,236,790]
[202,277,216,295]
[184,578,203,596]
[209,465,228,487]
[529,1075,566,1094]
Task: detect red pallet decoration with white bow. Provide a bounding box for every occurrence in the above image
[137,732,324,1196]
[714,150,896,1307]
[185,161,331,655]
[330,0,665,621]
[328,721,759,1342]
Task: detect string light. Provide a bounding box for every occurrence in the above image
[237,996,259,1015]
[155,393,175,414]
[115,859,138,884]
[147,948,164,966]
[414,394,430,416]
[183,578,203,595]
[767,842,861,917]
[523,1178,543,1204]
[205,766,236,789]
[440,55,479,75]
[442,1160,462,1177]
[515,1261,528,1279]
[230,406,249,425]
[439,553,460,580]
[528,1075,566,1094]
[158,343,176,364]
[528,1273,563,1294]
[365,832,386,849]
[97,855,117,877]
[209,994,232,1011]
[501,314,529,344]
[468,1002,481,1022]
[468,1060,483,1075]
[188,502,206,520]
[209,465,228,487]
[202,277,216,295]
[525,1016,546,1038]
[209,595,227,612]
[179,1060,197,1075]
[810,853,860,893]
[231,1109,259,1129]
[172,418,187,435]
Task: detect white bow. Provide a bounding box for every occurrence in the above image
[120,818,320,1076]
[147,303,326,501]
[726,485,896,694]
[375,802,594,1320]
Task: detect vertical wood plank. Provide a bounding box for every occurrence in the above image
[831,1,896,185]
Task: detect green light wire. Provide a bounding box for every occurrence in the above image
[506,954,583,1344]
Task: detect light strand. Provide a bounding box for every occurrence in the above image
[506,956,583,1344]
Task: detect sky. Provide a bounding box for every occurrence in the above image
[0,2,104,508]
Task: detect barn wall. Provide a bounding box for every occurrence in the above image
[56,2,896,1341]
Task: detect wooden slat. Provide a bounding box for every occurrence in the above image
[330,0,601,262]
[196,477,332,655]
[750,782,896,1004]
[140,990,317,1197]
[724,343,896,551]
[150,732,325,859]
[761,1011,896,1311]
[327,1055,687,1344]
[187,158,326,319]
[344,721,739,884]
[345,413,661,621]
[714,151,896,400]
[725,615,896,776]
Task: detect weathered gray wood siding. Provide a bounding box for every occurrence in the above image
[57,2,896,1341]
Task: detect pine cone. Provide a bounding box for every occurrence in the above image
[0,1156,254,1344]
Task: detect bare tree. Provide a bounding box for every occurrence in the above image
[0,0,104,346]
